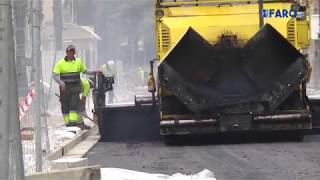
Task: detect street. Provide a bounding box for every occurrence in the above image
[88,135,320,180]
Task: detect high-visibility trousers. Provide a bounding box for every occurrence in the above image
[60,82,82,125]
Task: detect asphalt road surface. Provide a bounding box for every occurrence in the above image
[88,135,320,180]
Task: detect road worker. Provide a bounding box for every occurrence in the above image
[138,66,145,86]
[100,60,116,103]
[79,77,95,125]
[52,45,96,127]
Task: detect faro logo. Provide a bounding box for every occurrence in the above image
[262,9,297,18]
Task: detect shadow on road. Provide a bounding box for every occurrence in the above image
[97,131,320,146]
[162,131,307,146]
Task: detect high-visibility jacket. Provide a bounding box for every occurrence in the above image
[53,58,86,83]
[138,67,144,81]
[81,78,91,97]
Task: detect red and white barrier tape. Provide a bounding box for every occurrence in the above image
[19,88,36,120]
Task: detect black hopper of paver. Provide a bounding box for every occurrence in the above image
[159,24,307,114]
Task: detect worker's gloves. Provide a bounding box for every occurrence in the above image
[96,71,103,75]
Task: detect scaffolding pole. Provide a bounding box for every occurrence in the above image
[0,0,25,179]
[32,0,43,172]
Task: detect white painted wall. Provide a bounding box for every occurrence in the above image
[311,14,319,40]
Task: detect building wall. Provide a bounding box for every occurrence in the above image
[309,0,320,90]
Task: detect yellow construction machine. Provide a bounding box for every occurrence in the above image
[94,0,313,141]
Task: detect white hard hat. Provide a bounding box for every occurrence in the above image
[107,60,115,66]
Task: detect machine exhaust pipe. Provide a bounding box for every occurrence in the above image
[254,113,311,123]
[160,119,217,127]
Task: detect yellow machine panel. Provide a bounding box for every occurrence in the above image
[156,1,310,59]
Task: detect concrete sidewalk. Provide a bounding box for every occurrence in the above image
[26,165,100,180]
[50,126,100,170]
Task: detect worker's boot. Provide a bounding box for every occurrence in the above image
[77,123,91,130]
